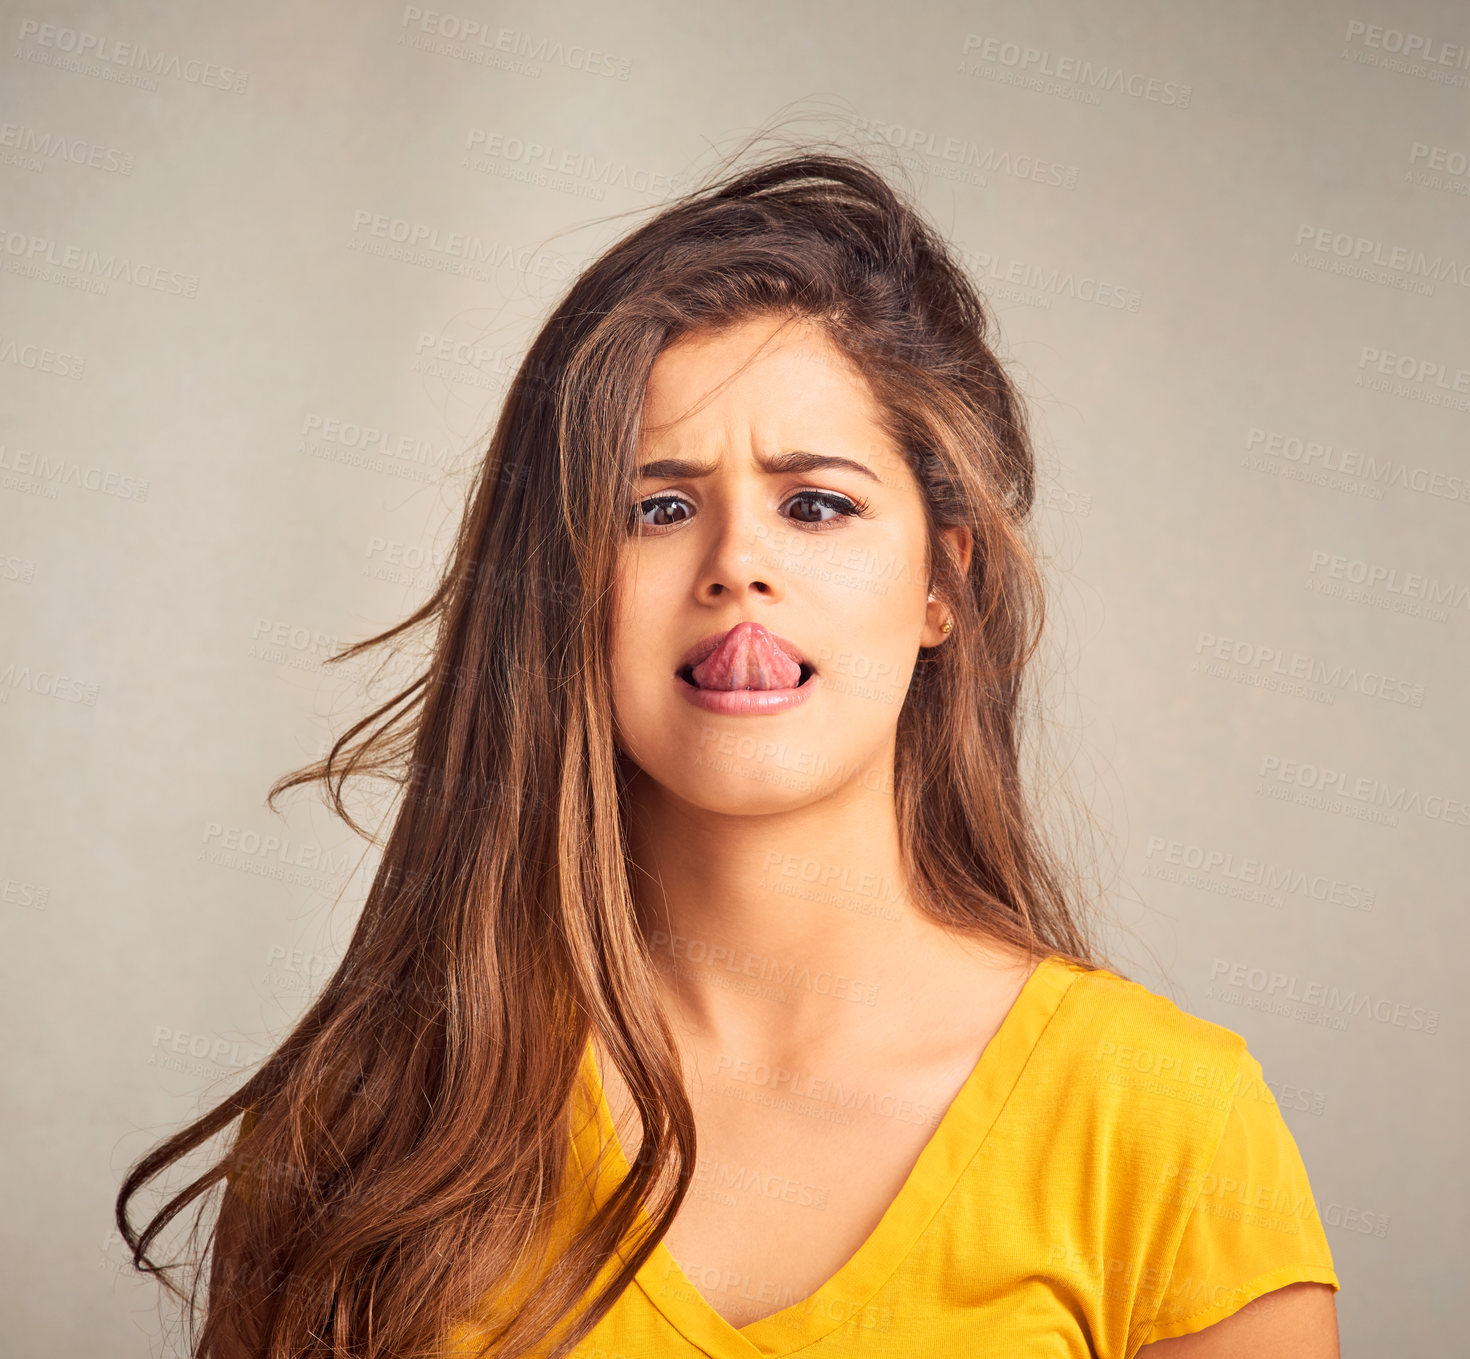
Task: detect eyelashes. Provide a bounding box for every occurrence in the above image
[628,488,874,535]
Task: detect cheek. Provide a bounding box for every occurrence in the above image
[612,548,687,650]
[829,590,926,710]
[610,561,645,650]
[608,566,663,710]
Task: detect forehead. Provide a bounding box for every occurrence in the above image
[641,315,889,448]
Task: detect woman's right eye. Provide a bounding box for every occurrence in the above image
[628,494,692,533]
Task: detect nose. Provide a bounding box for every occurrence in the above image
[693,495,784,602]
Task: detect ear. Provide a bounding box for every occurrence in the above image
[922,525,972,648]
[929,525,972,591]
[943,525,973,578]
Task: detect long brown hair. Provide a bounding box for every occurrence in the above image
[116,144,1114,1358]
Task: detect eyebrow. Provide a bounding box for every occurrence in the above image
[633,448,884,485]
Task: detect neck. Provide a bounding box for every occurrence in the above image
[618,760,1001,1064]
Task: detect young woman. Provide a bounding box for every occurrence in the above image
[117,151,1340,1358]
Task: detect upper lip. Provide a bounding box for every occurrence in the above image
[677,623,816,675]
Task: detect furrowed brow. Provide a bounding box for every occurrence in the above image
[634,449,883,484]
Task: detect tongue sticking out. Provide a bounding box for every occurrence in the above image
[689,622,804,691]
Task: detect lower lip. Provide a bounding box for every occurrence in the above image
[674,670,818,714]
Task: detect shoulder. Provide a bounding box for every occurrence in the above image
[1007,959,1339,1353]
[1049,957,1249,1101]
[1026,958,1252,1181]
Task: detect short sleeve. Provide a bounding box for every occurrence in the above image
[1142,1047,1340,1342]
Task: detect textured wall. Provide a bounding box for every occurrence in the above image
[2,2,1464,1353]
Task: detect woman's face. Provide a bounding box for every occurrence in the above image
[610,313,968,813]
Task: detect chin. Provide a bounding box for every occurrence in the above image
[616,736,833,816]
[669,769,825,817]
[610,689,875,810]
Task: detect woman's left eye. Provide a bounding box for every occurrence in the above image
[627,489,872,534]
[784,490,871,527]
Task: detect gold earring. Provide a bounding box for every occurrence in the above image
[941,617,953,634]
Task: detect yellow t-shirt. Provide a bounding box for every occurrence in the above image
[451,953,1339,1357]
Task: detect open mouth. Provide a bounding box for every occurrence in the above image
[677,660,815,691]
[676,621,816,692]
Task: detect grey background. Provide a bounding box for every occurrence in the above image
[2,1,1465,1354]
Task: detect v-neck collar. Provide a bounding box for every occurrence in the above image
[569,953,1081,1359]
